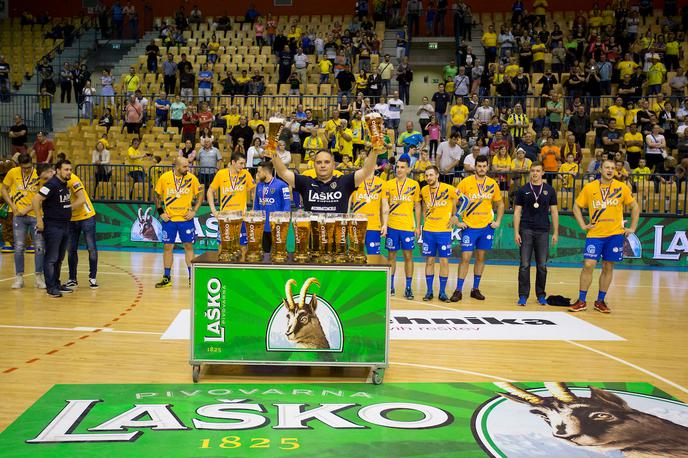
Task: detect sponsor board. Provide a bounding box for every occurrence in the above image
[163,310,623,341]
[0,383,685,457]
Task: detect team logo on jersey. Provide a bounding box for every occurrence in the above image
[330,182,337,189]
[586,245,596,254]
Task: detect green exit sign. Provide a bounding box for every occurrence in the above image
[428,42,438,50]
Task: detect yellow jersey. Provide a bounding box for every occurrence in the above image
[482,32,497,47]
[318,59,333,75]
[456,175,501,228]
[558,162,579,188]
[450,104,469,126]
[301,169,343,178]
[575,179,634,238]
[492,155,513,170]
[335,128,354,158]
[624,131,643,153]
[384,177,421,231]
[67,174,96,221]
[209,168,255,212]
[350,119,366,145]
[608,105,626,129]
[155,171,201,222]
[421,182,457,232]
[127,147,145,165]
[302,136,325,151]
[532,43,547,62]
[617,60,638,79]
[2,166,39,217]
[222,113,241,130]
[505,64,520,79]
[625,108,639,127]
[413,159,432,182]
[248,119,265,131]
[350,176,384,231]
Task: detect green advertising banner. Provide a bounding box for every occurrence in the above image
[192,265,388,365]
[91,203,687,267]
[1,382,686,457]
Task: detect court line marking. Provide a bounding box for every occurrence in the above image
[566,340,688,395]
[391,362,513,382]
[0,324,162,336]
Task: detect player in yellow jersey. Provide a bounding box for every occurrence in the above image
[154,157,203,288]
[0,153,45,289]
[570,160,639,313]
[451,155,504,302]
[65,172,99,289]
[350,170,384,264]
[420,166,458,302]
[207,152,256,259]
[381,157,421,299]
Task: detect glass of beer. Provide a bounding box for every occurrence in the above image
[292,211,311,264]
[265,117,285,158]
[228,211,244,262]
[334,213,349,264]
[217,212,232,262]
[348,213,368,264]
[364,112,385,150]
[319,213,337,264]
[270,211,290,263]
[309,212,321,262]
[244,210,265,263]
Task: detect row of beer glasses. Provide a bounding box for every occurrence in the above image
[216,210,368,264]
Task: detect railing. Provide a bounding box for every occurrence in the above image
[73,163,686,216]
[0,94,48,132]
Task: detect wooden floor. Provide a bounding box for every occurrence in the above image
[0,250,686,431]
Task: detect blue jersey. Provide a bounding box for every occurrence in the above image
[254,177,291,231]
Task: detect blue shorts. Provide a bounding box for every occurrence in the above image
[385,228,415,251]
[460,225,495,252]
[583,234,624,262]
[216,221,248,246]
[422,231,452,258]
[366,230,381,255]
[162,220,195,244]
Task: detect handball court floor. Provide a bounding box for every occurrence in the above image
[0,249,686,430]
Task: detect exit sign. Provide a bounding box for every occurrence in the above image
[428,42,438,50]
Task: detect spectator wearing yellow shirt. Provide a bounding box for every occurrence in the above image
[614,160,629,184]
[481,24,498,64]
[492,145,513,192]
[333,119,354,161]
[649,93,666,114]
[664,32,680,71]
[412,149,432,186]
[607,97,627,130]
[302,128,326,154]
[631,158,651,192]
[350,112,367,156]
[617,53,639,79]
[248,111,265,131]
[126,138,150,200]
[623,123,644,169]
[558,153,579,192]
[222,105,241,132]
[449,98,469,137]
[122,67,140,97]
[511,147,531,188]
[624,101,639,127]
[337,155,354,170]
[647,54,667,95]
[532,0,548,24]
[504,57,520,79]
[531,37,547,73]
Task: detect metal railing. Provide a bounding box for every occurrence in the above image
[0,94,49,132]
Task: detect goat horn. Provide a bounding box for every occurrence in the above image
[544,382,578,403]
[494,382,545,405]
[299,277,320,309]
[138,207,143,221]
[284,279,297,311]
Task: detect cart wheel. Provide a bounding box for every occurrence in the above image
[192,365,201,383]
[372,368,384,385]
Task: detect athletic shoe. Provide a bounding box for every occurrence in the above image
[64,279,78,288]
[537,296,548,306]
[438,293,450,302]
[1,244,13,253]
[155,277,172,288]
[569,300,587,312]
[188,277,191,286]
[35,273,46,289]
[11,275,23,289]
[422,292,433,301]
[404,287,414,300]
[89,278,99,289]
[594,300,611,314]
[517,297,527,306]
[59,285,74,294]
[470,289,485,300]
[26,245,35,253]
[47,289,62,298]
[390,288,395,296]
[450,290,463,302]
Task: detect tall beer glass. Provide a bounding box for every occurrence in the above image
[334,213,349,264]
[245,210,265,263]
[217,212,232,262]
[348,213,368,264]
[270,211,290,263]
[292,211,311,264]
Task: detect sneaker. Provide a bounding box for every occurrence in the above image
[422,292,434,301]
[450,290,463,302]
[1,244,13,253]
[64,279,78,288]
[26,245,35,253]
[537,296,548,306]
[89,278,99,289]
[594,300,611,314]
[470,289,485,300]
[11,275,24,289]
[59,285,74,294]
[404,287,414,300]
[34,273,46,289]
[517,297,527,306]
[47,289,62,298]
[390,288,396,296]
[569,300,587,312]
[438,293,450,302]
[155,277,172,288]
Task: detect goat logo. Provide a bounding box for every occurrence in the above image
[130,207,162,242]
[472,382,688,458]
[266,278,343,352]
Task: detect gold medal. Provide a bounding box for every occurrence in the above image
[176,192,181,199]
[533,202,539,208]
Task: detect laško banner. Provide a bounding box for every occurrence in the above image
[0,382,686,457]
[91,203,687,267]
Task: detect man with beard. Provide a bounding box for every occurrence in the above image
[253,160,290,256]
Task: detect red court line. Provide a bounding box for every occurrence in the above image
[3,368,18,373]
[46,350,59,355]
[25,358,39,364]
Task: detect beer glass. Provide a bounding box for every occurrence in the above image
[217,212,232,262]
[292,211,311,264]
[244,210,265,263]
[334,213,349,264]
[265,117,285,158]
[319,213,337,264]
[364,112,385,150]
[228,211,244,262]
[348,213,369,264]
[309,212,321,262]
[270,211,290,263]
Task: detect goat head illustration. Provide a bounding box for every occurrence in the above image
[136,207,159,242]
[496,382,688,457]
[282,278,330,350]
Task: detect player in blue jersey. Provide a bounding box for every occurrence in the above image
[253,160,291,254]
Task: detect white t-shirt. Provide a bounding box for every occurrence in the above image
[387,98,404,119]
[294,53,309,69]
[418,103,434,120]
[436,141,464,171]
[645,134,666,156]
[463,153,479,171]
[373,103,389,119]
[247,146,263,166]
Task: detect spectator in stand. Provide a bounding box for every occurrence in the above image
[126,138,149,200]
[436,133,464,184]
[601,118,623,156]
[377,54,395,96]
[197,103,214,132]
[161,54,178,96]
[482,24,497,64]
[154,93,171,130]
[123,66,140,98]
[386,90,404,135]
[645,124,667,171]
[181,106,199,144]
[196,137,223,190]
[396,57,413,105]
[568,105,589,150]
[669,68,687,100]
[516,132,539,163]
[231,116,255,151]
[545,92,563,137]
[30,131,54,164]
[449,97,469,137]
[98,108,114,134]
[169,95,186,134]
[9,115,28,155]
[540,136,560,186]
[647,53,667,95]
[144,39,159,73]
[431,83,451,140]
[277,45,293,90]
[179,139,196,163]
[561,132,582,164]
[507,103,529,148]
